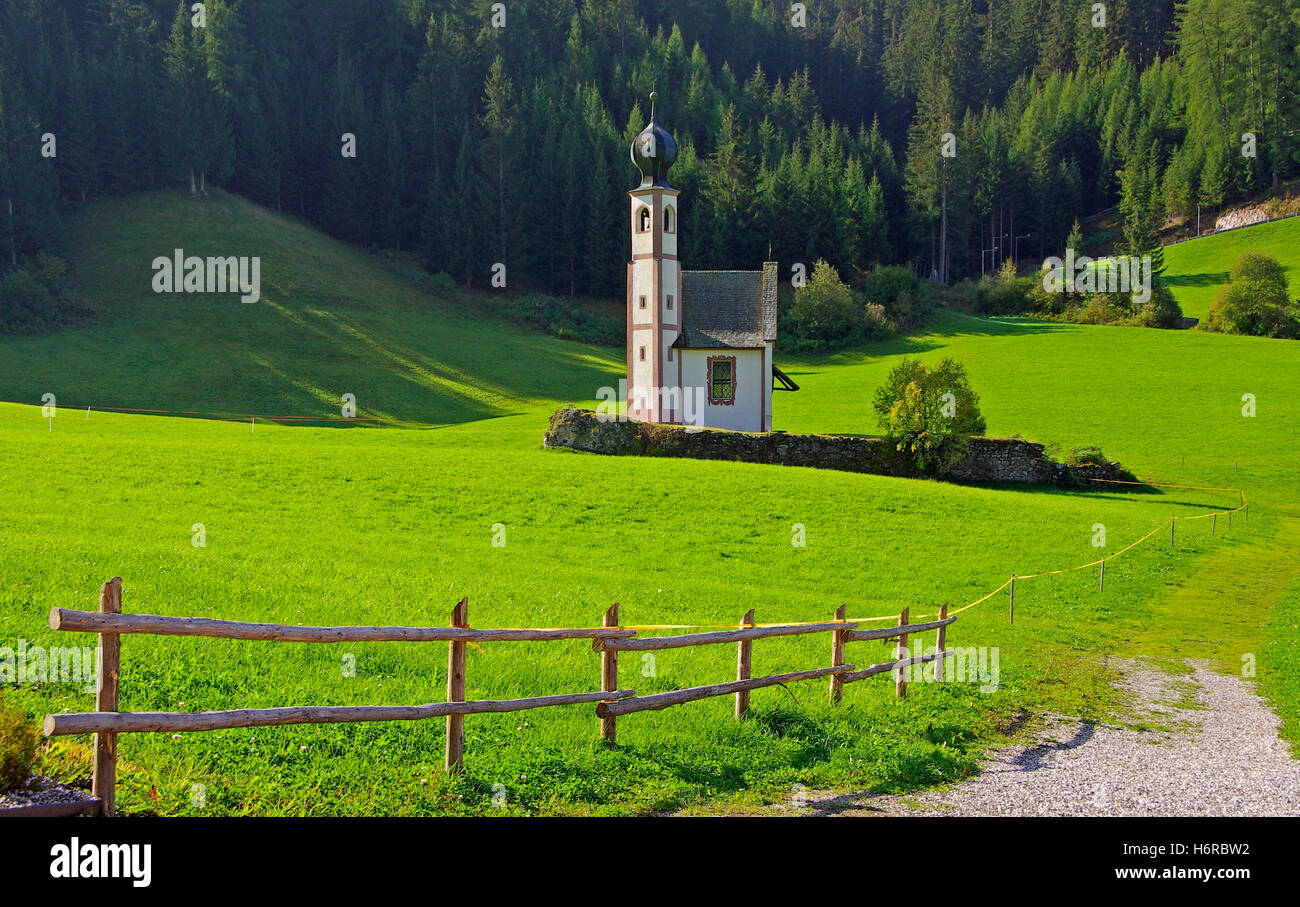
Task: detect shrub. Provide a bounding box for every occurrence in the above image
[1207,251,1299,338]
[0,693,39,793]
[1025,278,1071,315]
[872,358,986,473]
[862,301,890,337]
[860,265,918,321]
[1132,282,1183,329]
[0,269,56,334]
[0,256,88,335]
[966,263,1040,316]
[420,271,457,294]
[31,252,70,293]
[784,259,860,349]
[943,279,979,311]
[1077,293,1122,324]
[1064,445,1108,467]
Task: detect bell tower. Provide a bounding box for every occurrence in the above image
[627,93,682,424]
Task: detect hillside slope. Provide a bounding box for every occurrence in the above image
[1163,217,1300,322]
[0,190,621,425]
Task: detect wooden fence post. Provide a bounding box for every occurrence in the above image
[735,609,755,719]
[600,604,619,744]
[895,607,909,700]
[93,577,122,816]
[1171,516,1176,546]
[1008,577,1016,626]
[1212,513,1217,536]
[1099,558,1105,592]
[444,597,468,773]
[829,605,846,705]
[934,603,948,683]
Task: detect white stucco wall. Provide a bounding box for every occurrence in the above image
[680,348,767,432]
[661,201,677,258]
[763,341,774,431]
[629,191,678,259]
[660,258,678,324]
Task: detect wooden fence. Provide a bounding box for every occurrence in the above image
[43,577,958,815]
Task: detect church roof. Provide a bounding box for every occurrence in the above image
[673,263,778,350]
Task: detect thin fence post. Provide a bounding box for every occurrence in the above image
[444,597,468,773]
[1099,558,1105,592]
[735,608,755,719]
[934,603,948,683]
[1008,577,1015,626]
[895,607,909,700]
[1171,516,1176,546]
[93,577,122,816]
[1212,513,1217,536]
[1229,510,1233,531]
[829,604,846,705]
[600,603,619,744]
[1245,502,1249,523]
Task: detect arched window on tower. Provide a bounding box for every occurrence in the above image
[637,207,651,233]
[664,206,676,234]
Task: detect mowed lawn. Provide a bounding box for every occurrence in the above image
[1,191,1298,815]
[1163,217,1300,322]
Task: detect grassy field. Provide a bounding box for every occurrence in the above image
[2,190,1298,815]
[1163,216,1300,322]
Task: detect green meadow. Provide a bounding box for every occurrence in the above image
[1163,217,1300,322]
[1,191,1297,815]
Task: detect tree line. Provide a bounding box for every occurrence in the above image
[0,0,1296,301]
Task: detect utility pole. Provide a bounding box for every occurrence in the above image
[1015,233,1032,265]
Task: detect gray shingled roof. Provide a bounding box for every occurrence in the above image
[673,262,778,349]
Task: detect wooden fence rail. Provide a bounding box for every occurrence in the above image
[45,690,635,736]
[50,608,635,642]
[45,578,960,815]
[591,620,858,651]
[842,615,956,642]
[839,604,955,699]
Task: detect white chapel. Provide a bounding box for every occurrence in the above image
[625,96,794,433]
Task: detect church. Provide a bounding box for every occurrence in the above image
[625,96,794,433]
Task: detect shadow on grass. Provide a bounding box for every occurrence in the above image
[616,700,982,812]
[778,311,1069,377]
[1163,271,1229,289]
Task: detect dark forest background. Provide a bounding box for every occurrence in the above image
[0,0,1296,298]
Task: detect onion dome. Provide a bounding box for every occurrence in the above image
[630,92,677,189]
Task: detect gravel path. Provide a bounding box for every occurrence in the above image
[788,659,1300,817]
[0,774,96,811]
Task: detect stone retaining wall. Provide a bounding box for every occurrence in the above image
[543,408,1129,487]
